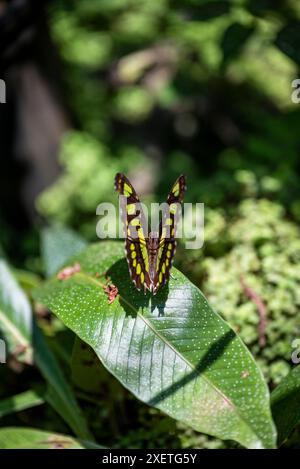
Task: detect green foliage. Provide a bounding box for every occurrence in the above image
[0,258,92,440]
[178,197,300,386]
[1,0,300,451]
[37,0,300,238]
[37,132,146,236]
[0,390,44,419]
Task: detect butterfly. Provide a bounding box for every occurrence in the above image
[115,173,186,294]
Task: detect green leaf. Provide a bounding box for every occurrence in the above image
[0,258,92,440]
[33,322,93,441]
[0,390,44,418]
[0,428,103,449]
[0,259,33,364]
[41,225,87,277]
[271,364,300,446]
[275,22,300,66]
[34,241,276,448]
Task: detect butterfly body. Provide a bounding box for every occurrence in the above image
[115,173,186,294]
[147,232,160,293]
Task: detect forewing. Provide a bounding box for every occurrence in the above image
[153,175,186,293]
[114,173,150,291]
[166,174,187,205]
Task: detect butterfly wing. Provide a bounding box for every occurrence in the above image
[153,174,186,293]
[115,173,151,292]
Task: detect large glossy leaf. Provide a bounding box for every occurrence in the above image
[0,258,91,440]
[34,241,276,448]
[41,225,87,277]
[271,364,300,446]
[0,428,103,449]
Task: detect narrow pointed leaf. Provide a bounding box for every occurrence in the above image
[0,428,103,449]
[34,241,276,449]
[33,322,93,441]
[0,390,44,418]
[0,259,33,364]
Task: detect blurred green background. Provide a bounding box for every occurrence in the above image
[1,0,300,448]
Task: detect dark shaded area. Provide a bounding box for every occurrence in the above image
[107,257,170,317]
[0,0,67,265]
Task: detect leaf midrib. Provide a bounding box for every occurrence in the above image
[74,271,262,446]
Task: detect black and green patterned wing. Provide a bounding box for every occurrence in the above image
[153,175,186,293]
[114,173,151,292]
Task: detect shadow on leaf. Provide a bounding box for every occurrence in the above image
[148,329,236,406]
[106,258,169,317]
